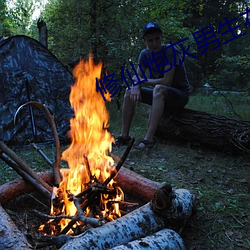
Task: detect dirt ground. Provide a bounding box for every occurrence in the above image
[1,138,249,249]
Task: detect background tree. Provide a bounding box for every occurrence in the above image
[0,0,11,36]
[184,0,250,90]
[3,0,250,92]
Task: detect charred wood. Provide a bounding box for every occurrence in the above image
[104,137,135,186]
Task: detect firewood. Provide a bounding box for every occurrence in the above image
[59,202,166,249]
[59,186,195,250]
[0,152,51,199]
[104,138,135,185]
[0,167,159,205]
[0,141,52,193]
[0,171,53,204]
[110,228,186,250]
[115,167,162,202]
[0,204,32,249]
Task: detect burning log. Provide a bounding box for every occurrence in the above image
[156,108,250,154]
[0,204,32,249]
[110,228,186,250]
[59,185,195,250]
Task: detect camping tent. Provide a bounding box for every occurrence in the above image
[0,35,75,145]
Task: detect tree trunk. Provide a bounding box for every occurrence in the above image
[0,204,32,249]
[37,19,48,47]
[155,108,250,154]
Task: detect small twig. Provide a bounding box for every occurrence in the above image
[83,155,92,180]
[27,193,50,209]
[33,209,74,220]
[75,183,115,199]
[59,191,104,235]
[103,138,135,186]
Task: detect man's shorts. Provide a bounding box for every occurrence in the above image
[140,87,189,112]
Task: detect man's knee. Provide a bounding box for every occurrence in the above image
[124,88,131,99]
[153,85,167,98]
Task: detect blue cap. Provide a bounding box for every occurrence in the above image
[142,22,162,38]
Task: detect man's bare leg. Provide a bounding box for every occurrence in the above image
[120,89,136,138]
[139,85,166,146]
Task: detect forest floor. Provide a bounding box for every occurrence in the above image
[0,95,249,249]
[109,97,250,250]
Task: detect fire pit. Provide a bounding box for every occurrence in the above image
[0,55,196,249]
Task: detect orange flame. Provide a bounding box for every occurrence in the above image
[43,55,123,234]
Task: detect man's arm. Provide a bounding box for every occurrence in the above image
[138,64,175,87]
[129,65,147,102]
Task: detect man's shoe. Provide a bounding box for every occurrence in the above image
[114,136,132,146]
[136,139,155,149]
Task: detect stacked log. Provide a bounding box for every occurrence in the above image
[110,228,185,250]
[59,185,195,250]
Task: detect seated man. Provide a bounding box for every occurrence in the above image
[116,22,191,148]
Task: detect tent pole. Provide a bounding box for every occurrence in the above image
[24,78,38,142]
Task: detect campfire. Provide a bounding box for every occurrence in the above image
[39,55,127,236]
[0,55,196,249]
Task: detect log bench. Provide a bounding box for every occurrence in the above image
[156,108,250,154]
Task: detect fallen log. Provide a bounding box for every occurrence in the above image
[156,108,250,154]
[110,228,185,250]
[59,186,195,250]
[114,166,162,203]
[0,171,53,204]
[0,204,32,249]
[0,167,160,205]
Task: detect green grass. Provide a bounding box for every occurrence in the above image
[108,94,250,250]
[186,94,250,120]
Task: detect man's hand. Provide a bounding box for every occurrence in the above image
[130,85,141,102]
